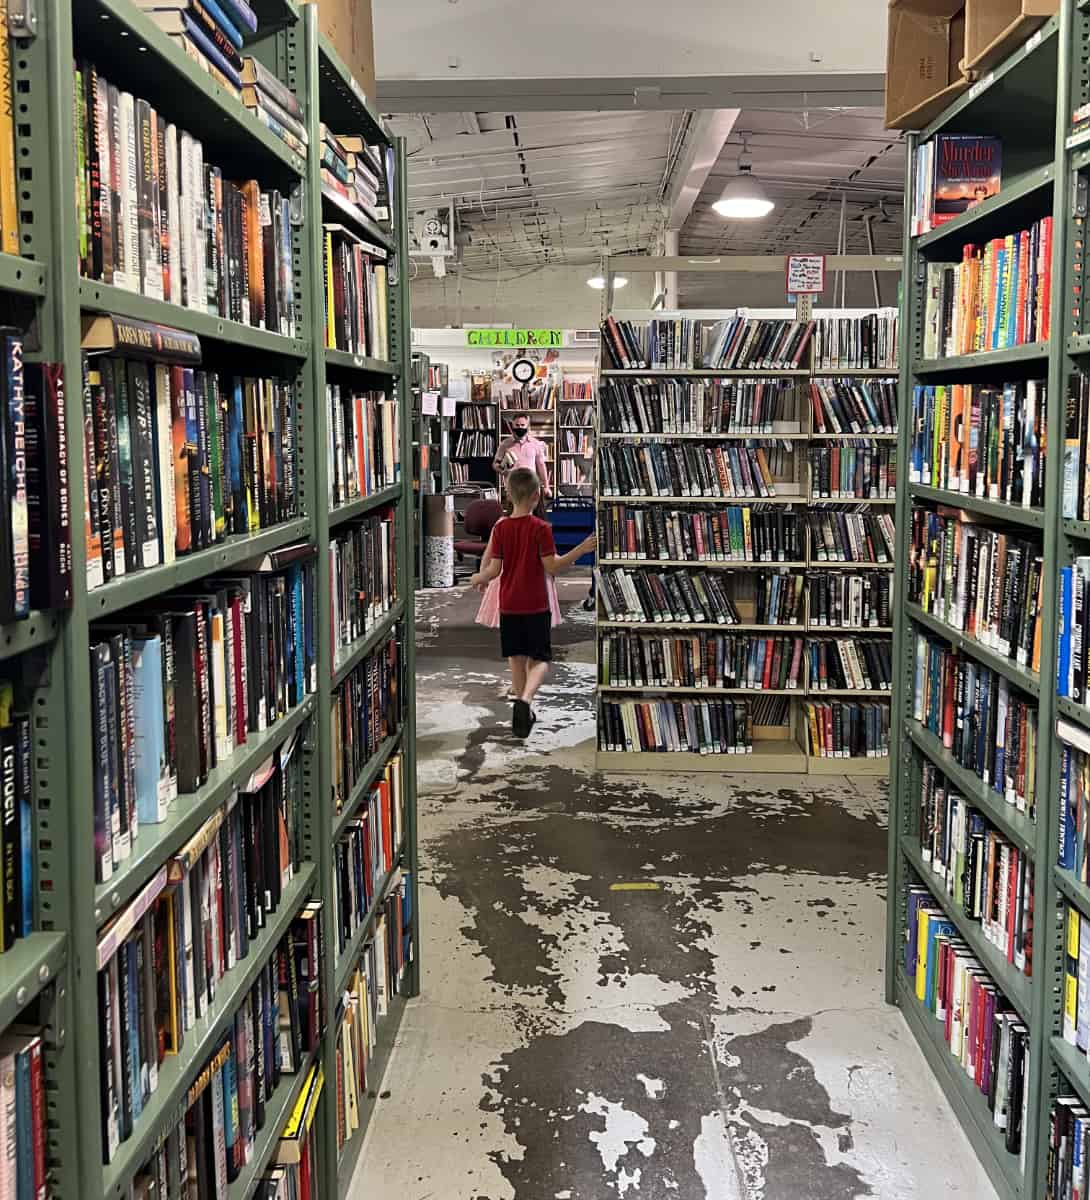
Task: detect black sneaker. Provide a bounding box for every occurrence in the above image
[513,699,531,738]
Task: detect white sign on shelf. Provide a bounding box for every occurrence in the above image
[441,395,457,417]
[785,254,826,296]
[422,391,439,415]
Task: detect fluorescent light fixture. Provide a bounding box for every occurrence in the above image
[712,136,774,220]
[587,274,627,289]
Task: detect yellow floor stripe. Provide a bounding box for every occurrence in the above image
[609,882,662,891]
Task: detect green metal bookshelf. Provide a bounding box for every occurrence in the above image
[887,6,1078,1198]
[0,3,418,1198]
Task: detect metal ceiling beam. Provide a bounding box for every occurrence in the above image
[663,109,740,229]
[606,253,903,272]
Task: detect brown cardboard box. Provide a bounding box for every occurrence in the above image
[306,0,376,110]
[885,0,971,130]
[963,0,1056,74]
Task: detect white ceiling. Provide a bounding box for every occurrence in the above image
[387,105,905,305]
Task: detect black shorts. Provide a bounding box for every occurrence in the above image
[500,611,552,662]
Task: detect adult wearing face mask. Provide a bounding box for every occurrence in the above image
[493,416,550,515]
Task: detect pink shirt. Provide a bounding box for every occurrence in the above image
[498,434,549,483]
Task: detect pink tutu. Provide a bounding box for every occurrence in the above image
[476,573,562,628]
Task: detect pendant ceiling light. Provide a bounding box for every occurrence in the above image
[587,274,627,290]
[712,135,774,220]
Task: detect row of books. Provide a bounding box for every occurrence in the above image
[597,567,740,626]
[130,964,324,1200]
[918,761,1034,974]
[76,63,297,334]
[922,218,1052,358]
[560,431,592,455]
[599,377,798,436]
[562,379,593,400]
[81,332,299,591]
[329,507,398,660]
[331,632,401,818]
[1060,725,1090,881]
[598,505,804,564]
[598,442,787,500]
[809,571,891,629]
[808,511,895,564]
[455,406,495,432]
[598,697,754,755]
[0,1026,48,1199]
[910,135,1001,238]
[449,462,473,485]
[322,225,389,359]
[805,699,890,758]
[1064,904,1090,1060]
[560,404,594,427]
[906,887,1028,1158]
[320,126,387,228]
[808,637,892,692]
[327,386,400,509]
[812,313,899,370]
[135,0,258,96]
[908,380,1046,509]
[240,57,308,154]
[96,759,306,1162]
[559,460,591,487]
[1046,1094,1090,1197]
[0,343,72,620]
[912,634,1039,819]
[908,509,1043,672]
[1065,370,1090,522]
[334,875,411,1158]
[601,317,816,372]
[452,432,495,458]
[808,443,896,500]
[332,756,405,956]
[0,684,32,952]
[89,549,316,883]
[810,378,897,435]
[753,572,804,625]
[599,632,804,691]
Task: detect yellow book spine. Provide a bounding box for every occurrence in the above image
[741,507,752,560]
[1067,904,1081,1041]
[0,1,18,256]
[915,909,930,1001]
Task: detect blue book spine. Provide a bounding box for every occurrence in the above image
[182,12,243,88]
[131,636,166,825]
[13,1046,29,1200]
[290,564,303,703]
[1056,744,1070,868]
[14,715,30,938]
[196,0,243,49]
[1061,565,1074,696]
[221,1047,237,1168]
[126,941,143,1123]
[215,0,256,33]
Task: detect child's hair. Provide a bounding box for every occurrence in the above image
[506,467,540,506]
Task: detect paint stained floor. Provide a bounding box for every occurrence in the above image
[349,581,997,1200]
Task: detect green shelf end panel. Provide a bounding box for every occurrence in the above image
[889,4,1081,1198]
[9,2,421,1199]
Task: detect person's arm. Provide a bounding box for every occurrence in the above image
[542,533,595,576]
[536,442,550,495]
[469,557,502,589]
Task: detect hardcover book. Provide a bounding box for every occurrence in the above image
[932,135,1002,225]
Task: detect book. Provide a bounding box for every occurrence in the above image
[598,696,755,754]
[0,1,16,255]
[329,505,398,657]
[327,385,400,508]
[322,224,389,358]
[913,135,1002,235]
[0,332,28,622]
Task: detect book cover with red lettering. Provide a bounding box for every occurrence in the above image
[932,135,1002,225]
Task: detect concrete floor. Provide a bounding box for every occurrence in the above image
[348,580,998,1200]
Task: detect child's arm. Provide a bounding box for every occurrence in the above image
[469,557,502,590]
[542,533,596,576]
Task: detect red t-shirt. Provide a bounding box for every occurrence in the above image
[490,515,556,614]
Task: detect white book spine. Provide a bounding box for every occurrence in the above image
[120,93,140,294]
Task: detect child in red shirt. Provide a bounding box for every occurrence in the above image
[470,468,595,737]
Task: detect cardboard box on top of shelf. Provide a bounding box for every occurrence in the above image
[963,0,1056,75]
[885,0,972,130]
[305,0,376,109]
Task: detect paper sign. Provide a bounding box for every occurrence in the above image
[785,254,825,295]
[441,395,457,417]
[465,329,563,347]
[447,378,469,402]
[422,391,439,415]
